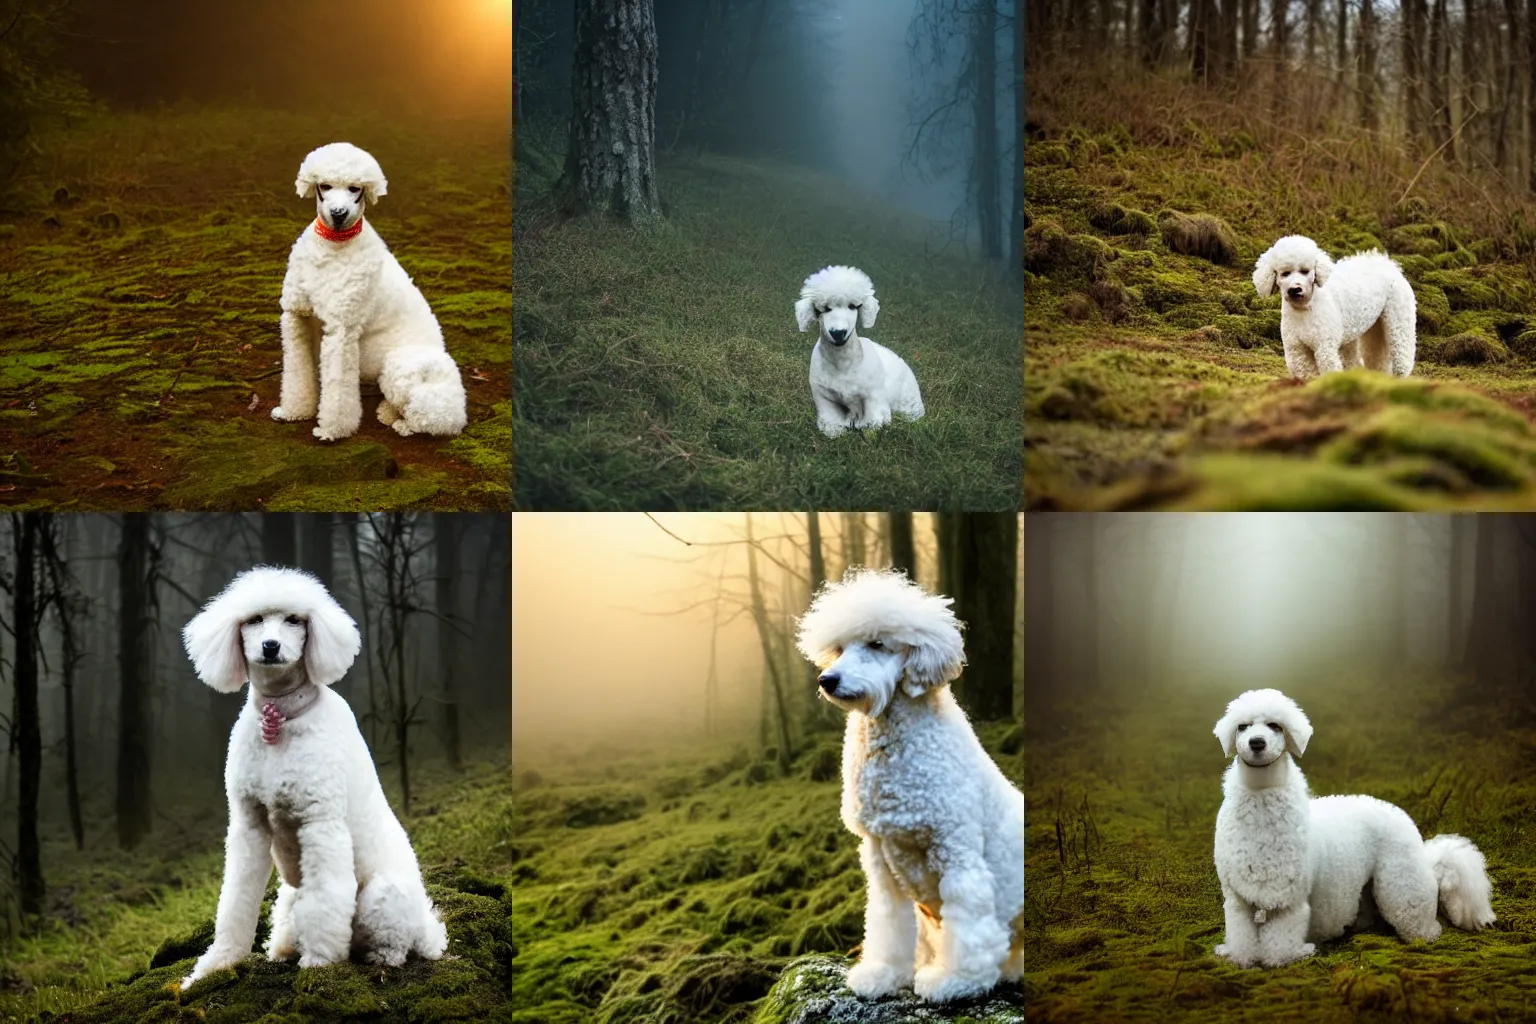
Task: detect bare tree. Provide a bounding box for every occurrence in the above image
[1358,0,1379,129]
[364,513,429,814]
[11,514,42,916]
[889,512,916,577]
[745,513,794,770]
[946,513,1019,721]
[38,518,85,851]
[116,514,158,849]
[433,514,463,771]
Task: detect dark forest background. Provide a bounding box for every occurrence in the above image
[0,512,509,1013]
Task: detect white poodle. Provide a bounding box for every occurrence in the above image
[794,265,925,437]
[1213,689,1494,969]
[180,567,448,988]
[274,142,467,441]
[1253,235,1417,380]
[796,569,1022,1003]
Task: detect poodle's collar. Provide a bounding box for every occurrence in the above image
[314,217,364,243]
[254,680,320,743]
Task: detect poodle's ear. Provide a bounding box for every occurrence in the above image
[1213,711,1241,758]
[795,296,817,333]
[295,174,316,200]
[1279,705,1313,757]
[363,176,388,207]
[304,592,361,687]
[899,629,966,699]
[1252,248,1278,298]
[1312,250,1335,287]
[859,294,880,329]
[182,607,249,695]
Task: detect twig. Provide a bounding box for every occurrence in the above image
[1398,109,1478,206]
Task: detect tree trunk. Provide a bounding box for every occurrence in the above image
[889,513,916,578]
[1192,0,1212,81]
[1335,0,1349,96]
[563,0,661,222]
[745,514,793,770]
[300,513,334,588]
[1403,0,1425,141]
[1432,0,1454,157]
[1358,0,1378,129]
[1464,0,1481,161]
[1272,0,1290,120]
[1462,515,1503,683]
[262,512,297,566]
[116,514,155,849]
[972,0,1002,260]
[950,514,1018,721]
[1242,0,1259,61]
[1528,0,1536,190]
[1078,517,1100,695]
[843,513,866,572]
[434,514,462,771]
[1448,514,1468,670]
[1305,0,1321,61]
[1023,515,1055,729]
[13,513,43,917]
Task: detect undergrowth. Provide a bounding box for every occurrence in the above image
[511,722,1023,1023]
[0,106,510,510]
[1025,59,1536,509]
[513,124,1022,511]
[1026,674,1536,1022]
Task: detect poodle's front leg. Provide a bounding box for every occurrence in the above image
[1256,900,1315,967]
[845,837,918,998]
[813,391,851,438]
[291,818,357,967]
[914,846,1010,1002]
[313,330,363,442]
[1313,343,1345,376]
[853,397,893,431]
[272,311,319,422]
[1283,340,1319,381]
[1214,886,1262,967]
[182,809,273,988]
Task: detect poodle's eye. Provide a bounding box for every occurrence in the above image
[815,305,826,316]
[348,186,361,194]
[1267,722,1283,731]
[868,639,884,650]
[853,304,861,311]
[245,615,263,626]
[285,614,303,626]
[318,183,331,192]
[1236,723,1249,731]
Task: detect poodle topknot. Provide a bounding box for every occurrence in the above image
[295,142,388,205]
[183,566,361,694]
[795,265,881,333]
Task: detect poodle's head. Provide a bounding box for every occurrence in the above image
[183,566,361,696]
[796,569,965,718]
[295,142,387,232]
[1253,235,1334,308]
[1213,688,1312,766]
[794,265,879,348]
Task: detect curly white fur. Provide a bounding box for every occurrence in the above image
[275,142,467,441]
[794,265,924,437]
[796,570,1022,1003]
[180,567,448,988]
[1212,689,1494,969]
[1253,235,1417,380]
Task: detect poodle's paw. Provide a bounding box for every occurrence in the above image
[914,964,992,1003]
[264,933,297,961]
[1213,943,1257,968]
[297,949,347,969]
[845,959,912,999]
[390,419,415,437]
[363,945,408,968]
[181,947,242,988]
[817,419,848,439]
[271,405,314,422]
[1260,943,1314,968]
[376,399,401,426]
[312,421,359,442]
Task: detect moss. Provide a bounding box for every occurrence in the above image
[1087,201,1156,237]
[1413,283,1452,333]
[1429,332,1510,366]
[1024,218,1114,284]
[1061,292,1095,321]
[1385,221,1459,255]
[1157,210,1238,265]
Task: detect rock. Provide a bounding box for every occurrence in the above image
[752,955,1023,1024]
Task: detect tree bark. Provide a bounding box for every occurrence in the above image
[1358,0,1378,129]
[745,514,793,770]
[116,514,156,849]
[300,512,334,589]
[1528,0,1536,190]
[13,513,43,916]
[972,0,1002,260]
[563,0,662,222]
[1403,0,1425,141]
[1023,515,1055,729]
[888,513,916,578]
[950,514,1018,721]
[434,514,462,771]
[262,512,297,566]
[1431,0,1454,157]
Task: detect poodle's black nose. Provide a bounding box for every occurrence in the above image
[261,639,281,660]
[329,209,350,227]
[828,328,849,345]
[1248,735,1266,752]
[819,672,840,693]
[1287,286,1304,298]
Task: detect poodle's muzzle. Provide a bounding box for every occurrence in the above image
[827,328,851,346]
[260,639,283,663]
[1237,723,1285,767]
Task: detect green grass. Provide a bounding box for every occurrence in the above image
[513,140,1022,510]
[1026,675,1536,1022]
[0,762,512,1023]
[511,723,1023,1023]
[0,106,510,510]
[1024,66,1536,510]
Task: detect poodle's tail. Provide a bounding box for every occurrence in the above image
[379,348,468,436]
[1425,833,1496,931]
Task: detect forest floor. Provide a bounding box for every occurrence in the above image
[513,125,1022,510]
[510,721,1024,1023]
[1025,674,1536,1022]
[0,106,510,511]
[1026,63,1536,509]
[0,760,512,1023]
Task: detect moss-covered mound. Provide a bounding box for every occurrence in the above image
[1024,64,1536,509]
[751,955,1023,1024]
[512,725,1023,1023]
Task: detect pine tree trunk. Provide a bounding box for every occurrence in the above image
[888,513,915,578]
[116,514,155,849]
[972,0,1002,260]
[434,514,462,771]
[951,514,1018,721]
[13,513,43,916]
[300,513,334,588]
[563,0,662,222]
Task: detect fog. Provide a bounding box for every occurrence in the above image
[1026,514,1536,728]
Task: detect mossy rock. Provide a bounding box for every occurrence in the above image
[1427,332,1509,366]
[1510,330,1536,360]
[1386,222,1458,256]
[749,955,1023,1024]
[563,790,645,828]
[1087,201,1155,237]
[1423,270,1503,311]
[1023,218,1113,285]
[1157,210,1238,265]
[1413,283,1452,333]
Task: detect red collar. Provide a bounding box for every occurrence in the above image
[314,217,364,243]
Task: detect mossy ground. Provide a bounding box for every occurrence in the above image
[513,127,1022,510]
[1026,675,1536,1023]
[0,106,510,510]
[0,762,512,1023]
[1025,64,1536,509]
[511,723,1023,1023]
